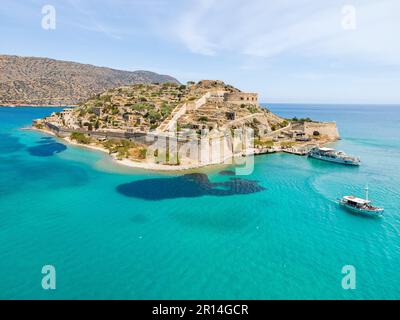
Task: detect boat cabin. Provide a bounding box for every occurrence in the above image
[343,196,371,207]
[318,147,335,153]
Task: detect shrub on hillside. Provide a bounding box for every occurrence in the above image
[70,132,91,144]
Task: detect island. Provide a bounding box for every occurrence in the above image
[32,80,340,171]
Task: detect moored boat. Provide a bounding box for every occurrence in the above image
[308,147,360,166]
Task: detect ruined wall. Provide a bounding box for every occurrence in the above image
[304,122,340,139]
[223,92,258,104]
[45,122,156,145]
[44,124,249,167]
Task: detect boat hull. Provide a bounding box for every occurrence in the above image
[339,201,384,217]
[309,154,360,166]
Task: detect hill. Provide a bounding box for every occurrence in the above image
[0,55,180,106]
[41,80,284,133]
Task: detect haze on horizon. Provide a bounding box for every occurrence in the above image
[0,0,399,104]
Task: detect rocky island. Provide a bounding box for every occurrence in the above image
[33,80,340,171]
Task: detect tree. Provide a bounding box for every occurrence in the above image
[138,148,147,160]
[70,132,91,144]
[198,116,209,122]
[146,110,162,124]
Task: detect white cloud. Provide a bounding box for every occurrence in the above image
[174,0,220,55]
[174,0,400,65]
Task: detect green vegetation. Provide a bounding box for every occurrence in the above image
[162,82,178,88]
[160,102,174,119]
[289,117,313,122]
[87,107,95,114]
[280,141,295,149]
[270,120,289,131]
[131,103,148,111]
[102,139,138,159]
[102,139,119,150]
[254,139,274,148]
[247,105,259,114]
[138,148,147,160]
[111,107,119,115]
[70,132,91,144]
[103,105,119,115]
[146,110,162,124]
[100,95,112,104]
[280,120,289,127]
[181,123,194,130]
[198,116,209,122]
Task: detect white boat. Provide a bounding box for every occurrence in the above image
[339,186,384,217]
[308,147,360,166]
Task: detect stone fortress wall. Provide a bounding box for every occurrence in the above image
[44,121,242,166]
[223,92,258,104]
[303,122,340,139]
[186,91,258,112]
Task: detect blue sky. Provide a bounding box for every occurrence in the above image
[1,0,399,103]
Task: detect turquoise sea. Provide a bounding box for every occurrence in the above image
[0,104,399,300]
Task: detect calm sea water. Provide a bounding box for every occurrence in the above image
[0,104,399,299]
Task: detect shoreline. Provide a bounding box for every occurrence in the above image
[25,127,242,172]
[26,126,335,172]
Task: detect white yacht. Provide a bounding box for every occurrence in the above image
[308,147,360,166]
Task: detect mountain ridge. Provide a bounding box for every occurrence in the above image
[0,54,180,106]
